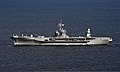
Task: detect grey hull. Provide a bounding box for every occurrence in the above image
[13,40,109,46]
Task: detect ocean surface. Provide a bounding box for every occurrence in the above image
[0,0,120,71]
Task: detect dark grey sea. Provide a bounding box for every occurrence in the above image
[0,0,120,71]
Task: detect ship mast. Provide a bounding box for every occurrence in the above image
[54,20,69,38]
[58,19,64,30]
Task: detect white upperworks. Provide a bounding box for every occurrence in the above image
[87,28,91,38]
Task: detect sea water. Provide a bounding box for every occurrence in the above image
[0,0,120,71]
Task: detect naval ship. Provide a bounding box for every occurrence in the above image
[11,20,112,46]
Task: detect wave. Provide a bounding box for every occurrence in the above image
[109,42,120,47]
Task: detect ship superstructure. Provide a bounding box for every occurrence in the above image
[11,20,112,46]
